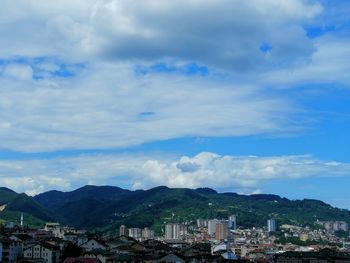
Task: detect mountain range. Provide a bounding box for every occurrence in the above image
[1,185,350,233]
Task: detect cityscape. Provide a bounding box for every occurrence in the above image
[1,210,350,262]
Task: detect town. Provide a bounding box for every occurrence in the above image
[1,214,350,263]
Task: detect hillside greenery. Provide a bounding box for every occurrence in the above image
[32,185,350,234]
[3,185,350,233]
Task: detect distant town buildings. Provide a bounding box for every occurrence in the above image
[164,223,187,240]
[118,225,154,241]
[1,215,350,263]
[318,221,349,232]
[128,228,142,239]
[141,227,154,239]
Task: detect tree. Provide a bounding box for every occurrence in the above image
[61,242,82,261]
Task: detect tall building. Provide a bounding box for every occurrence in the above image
[164,223,186,239]
[142,228,154,239]
[119,225,127,236]
[197,219,207,228]
[165,223,174,239]
[208,219,220,235]
[215,221,229,241]
[267,219,276,232]
[173,223,181,239]
[128,228,142,239]
[228,215,236,230]
[334,221,349,232]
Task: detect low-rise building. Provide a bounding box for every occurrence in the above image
[23,242,60,263]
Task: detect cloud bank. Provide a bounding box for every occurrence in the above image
[1,152,349,196]
[0,0,349,153]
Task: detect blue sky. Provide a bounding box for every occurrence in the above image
[0,0,350,209]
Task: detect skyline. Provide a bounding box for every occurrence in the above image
[0,0,350,208]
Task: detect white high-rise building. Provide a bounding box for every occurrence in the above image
[128,228,142,239]
[164,223,186,239]
[165,224,174,239]
[267,219,276,232]
[228,215,236,230]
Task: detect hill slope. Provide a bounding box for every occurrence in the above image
[32,185,350,233]
[0,188,54,227]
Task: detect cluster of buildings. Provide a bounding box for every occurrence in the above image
[0,223,246,263]
[316,221,349,232]
[0,214,350,263]
[119,226,155,241]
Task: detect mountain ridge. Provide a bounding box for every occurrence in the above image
[1,185,349,233]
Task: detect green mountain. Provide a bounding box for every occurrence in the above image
[2,185,350,233]
[0,187,54,227]
[31,185,350,233]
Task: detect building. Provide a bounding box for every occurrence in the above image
[141,228,154,239]
[228,215,237,230]
[44,222,62,238]
[267,219,276,232]
[128,228,142,239]
[165,224,180,239]
[23,242,60,263]
[80,239,107,252]
[165,223,186,239]
[334,221,349,232]
[119,225,127,236]
[196,219,208,228]
[0,238,23,263]
[208,219,220,235]
[322,221,348,232]
[215,221,229,241]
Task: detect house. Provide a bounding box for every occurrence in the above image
[80,239,107,252]
[22,242,60,263]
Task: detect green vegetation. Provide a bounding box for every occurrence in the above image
[334,230,350,238]
[3,185,350,234]
[0,211,45,228]
[0,187,54,225]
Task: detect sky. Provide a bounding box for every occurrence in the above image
[0,0,350,208]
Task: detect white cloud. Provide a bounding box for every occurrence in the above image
[133,152,350,190]
[0,61,298,152]
[0,0,321,68]
[260,37,350,86]
[1,152,350,196]
[3,64,33,80]
[0,0,349,154]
